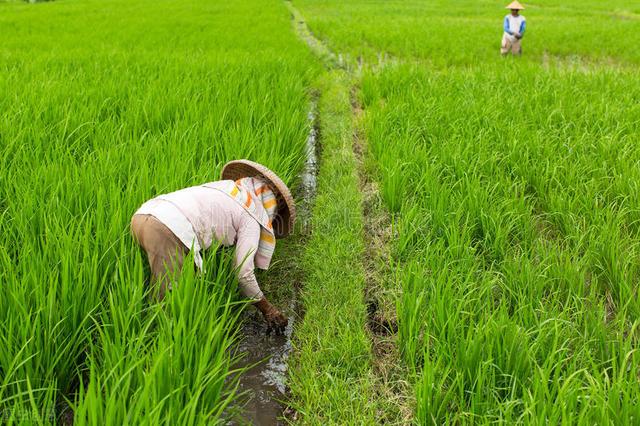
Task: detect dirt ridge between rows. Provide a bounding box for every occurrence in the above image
[351,88,414,424]
[283,1,411,423]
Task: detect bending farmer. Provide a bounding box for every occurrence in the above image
[501,1,526,56]
[131,160,294,334]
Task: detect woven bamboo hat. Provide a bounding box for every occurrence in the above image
[506,1,525,10]
[221,159,296,238]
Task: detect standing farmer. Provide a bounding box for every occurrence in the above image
[501,1,526,56]
[130,160,294,334]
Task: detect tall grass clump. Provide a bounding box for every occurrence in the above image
[0,0,317,422]
[362,62,640,422]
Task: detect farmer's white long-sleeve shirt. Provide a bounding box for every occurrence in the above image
[135,183,264,300]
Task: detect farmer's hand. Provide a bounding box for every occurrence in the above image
[264,308,288,335]
[254,297,288,335]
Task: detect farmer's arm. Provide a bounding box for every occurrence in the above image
[235,220,288,333]
[234,219,264,300]
[519,20,526,36]
[504,16,511,34]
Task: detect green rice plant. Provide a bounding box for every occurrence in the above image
[378,160,408,214]
[296,0,640,67]
[361,60,640,421]
[0,0,317,422]
[74,251,243,424]
[415,353,456,425]
[392,200,430,261]
[395,260,426,370]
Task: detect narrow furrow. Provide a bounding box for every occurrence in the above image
[231,101,319,425]
[284,0,344,70]
[352,89,414,425]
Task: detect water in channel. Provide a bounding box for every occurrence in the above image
[231,304,296,425]
[230,106,317,425]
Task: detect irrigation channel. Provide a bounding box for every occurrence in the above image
[231,108,317,425]
[230,2,398,421]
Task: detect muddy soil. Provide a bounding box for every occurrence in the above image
[230,303,296,425]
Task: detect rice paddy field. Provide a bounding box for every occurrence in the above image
[0,0,316,423]
[1,0,639,424]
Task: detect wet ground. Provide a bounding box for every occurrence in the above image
[299,109,318,232]
[230,303,296,425]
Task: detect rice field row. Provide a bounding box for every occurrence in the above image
[0,0,316,422]
[361,64,640,422]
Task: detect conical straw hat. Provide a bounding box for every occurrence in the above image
[505,1,525,9]
[221,159,296,238]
